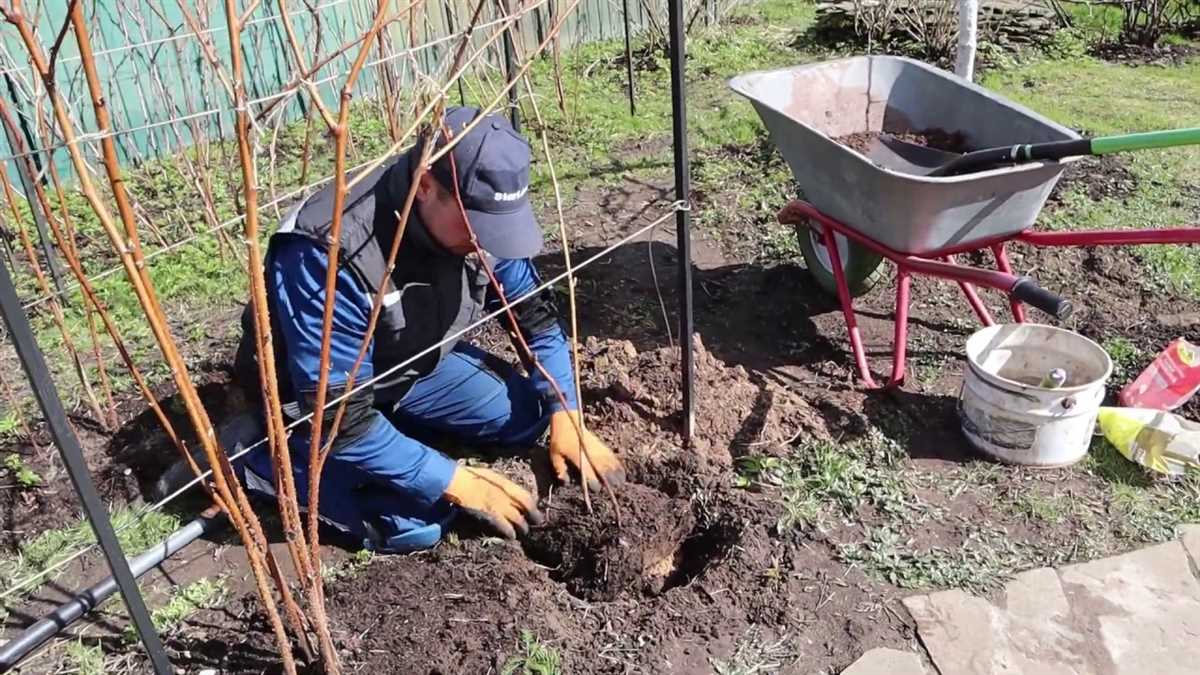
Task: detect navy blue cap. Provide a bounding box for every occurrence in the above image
[430,106,542,259]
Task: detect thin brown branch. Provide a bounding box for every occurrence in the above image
[220,0,331,667]
[275,0,339,129]
[516,47,593,507]
[46,0,81,73]
[303,0,398,583]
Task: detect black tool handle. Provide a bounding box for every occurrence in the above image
[1011,277,1074,321]
[930,139,1092,177]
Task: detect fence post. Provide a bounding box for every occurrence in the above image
[499,0,521,132]
[621,0,636,115]
[667,0,694,442]
[0,257,172,674]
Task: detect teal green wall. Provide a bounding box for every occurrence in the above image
[0,0,661,178]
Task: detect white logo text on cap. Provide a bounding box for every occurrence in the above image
[493,186,528,202]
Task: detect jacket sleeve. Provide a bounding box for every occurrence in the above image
[487,257,578,413]
[269,235,457,506]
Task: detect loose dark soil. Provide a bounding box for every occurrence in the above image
[835,129,972,156]
[0,352,241,553]
[1047,153,1139,205]
[1091,41,1200,67]
[522,482,695,601]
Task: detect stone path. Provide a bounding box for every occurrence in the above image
[839,526,1200,675]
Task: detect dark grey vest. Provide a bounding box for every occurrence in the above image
[237,151,494,404]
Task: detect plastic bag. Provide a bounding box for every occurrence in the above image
[1119,338,1200,411]
[1096,406,1200,476]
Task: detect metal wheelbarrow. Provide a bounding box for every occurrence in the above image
[729,55,1200,389]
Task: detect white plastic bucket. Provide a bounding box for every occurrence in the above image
[959,323,1112,467]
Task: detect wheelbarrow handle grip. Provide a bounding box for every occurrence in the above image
[1011,277,1074,321]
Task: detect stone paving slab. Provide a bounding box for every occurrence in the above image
[839,647,928,675]
[903,535,1200,675]
[1180,524,1200,566]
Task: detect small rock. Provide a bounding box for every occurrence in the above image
[840,648,928,675]
[1177,523,1200,567]
[619,340,638,360]
[1158,312,1200,328]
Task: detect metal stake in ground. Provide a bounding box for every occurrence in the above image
[0,257,172,674]
[0,87,68,301]
[667,0,694,442]
[621,0,635,115]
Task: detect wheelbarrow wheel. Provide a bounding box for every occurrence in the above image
[794,221,885,298]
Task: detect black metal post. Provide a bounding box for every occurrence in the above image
[443,0,467,106]
[534,1,546,46]
[0,89,68,301]
[667,0,693,441]
[0,258,171,674]
[499,0,520,132]
[621,0,636,115]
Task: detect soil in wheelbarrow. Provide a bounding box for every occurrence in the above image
[835,128,972,155]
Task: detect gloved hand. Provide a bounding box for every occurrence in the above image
[443,465,543,539]
[548,410,626,492]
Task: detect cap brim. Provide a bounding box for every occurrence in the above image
[467,200,544,259]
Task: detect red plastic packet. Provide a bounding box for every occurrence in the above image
[1119,338,1200,410]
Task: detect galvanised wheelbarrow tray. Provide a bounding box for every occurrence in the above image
[729,55,1200,389]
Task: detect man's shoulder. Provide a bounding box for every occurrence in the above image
[291,153,409,237]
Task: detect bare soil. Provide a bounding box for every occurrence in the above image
[1090,41,1200,67]
[1048,154,1139,204]
[835,129,972,155]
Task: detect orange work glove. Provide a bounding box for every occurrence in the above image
[547,410,626,492]
[443,465,543,539]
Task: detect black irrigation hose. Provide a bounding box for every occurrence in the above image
[0,513,224,672]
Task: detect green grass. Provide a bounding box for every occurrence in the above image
[839,525,1036,594]
[63,640,106,675]
[501,630,562,675]
[0,410,21,439]
[710,627,797,674]
[737,430,911,531]
[0,508,180,596]
[981,55,1200,296]
[1012,490,1073,525]
[1087,436,1200,543]
[1103,336,1146,384]
[123,577,226,642]
[321,548,375,582]
[2,453,42,488]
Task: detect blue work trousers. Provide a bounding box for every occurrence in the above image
[243,342,548,551]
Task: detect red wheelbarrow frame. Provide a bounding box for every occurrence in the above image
[777,199,1200,390]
